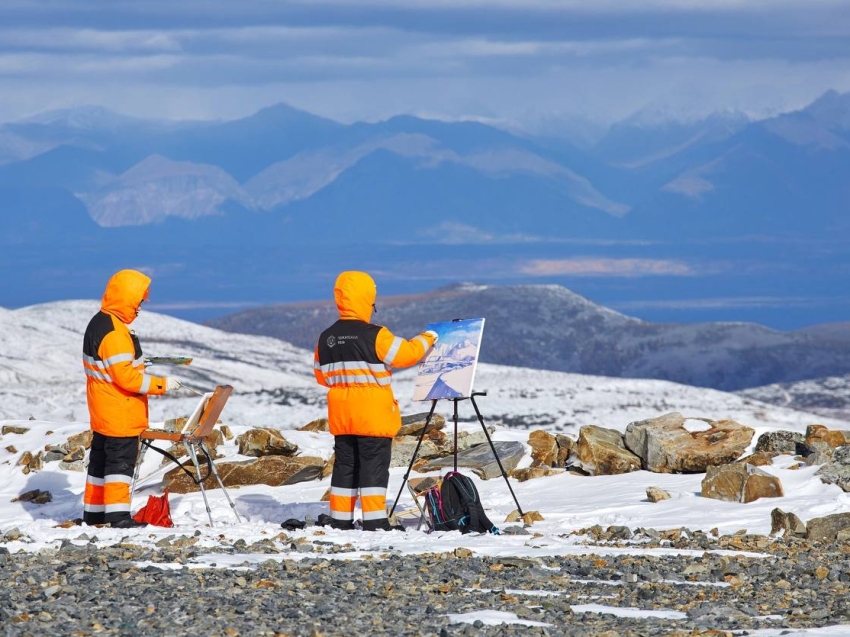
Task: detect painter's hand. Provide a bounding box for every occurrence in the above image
[165,377,182,392]
[424,330,439,345]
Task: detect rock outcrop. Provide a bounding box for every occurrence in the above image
[163,455,325,494]
[701,463,783,503]
[571,425,641,476]
[236,427,298,457]
[625,412,754,473]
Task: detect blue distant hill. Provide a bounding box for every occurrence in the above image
[1,92,849,330]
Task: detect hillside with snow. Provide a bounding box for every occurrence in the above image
[739,375,850,422]
[208,283,850,392]
[3,300,850,637]
[2,300,848,435]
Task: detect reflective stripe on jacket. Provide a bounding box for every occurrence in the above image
[83,270,166,437]
[314,271,436,438]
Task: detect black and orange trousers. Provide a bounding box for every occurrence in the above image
[329,435,392,531]
[83,432,139,525]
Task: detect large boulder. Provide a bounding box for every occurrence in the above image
[419,441,525,480]
[815,446,850,492]
[527,430,559,468]
[754,431,806,456]
[236,427,298,457]
[806,424,850,449]
[701,463,783,503]
[390,429,490,469]
[66,430,93,450]
[624,412,754,473]
[397,412,446,437]
[555,434,574,466]
[163,455,325,494]
[571,425,641,476]
[806,512,850,542]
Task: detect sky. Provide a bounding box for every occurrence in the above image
[1,0,850,130]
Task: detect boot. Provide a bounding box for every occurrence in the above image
[363,518,404,532]
[110,517,148,529]
[317,513,354,530]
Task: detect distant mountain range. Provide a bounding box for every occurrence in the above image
[207,283,850,392]
[4,92,849,243]
[2,92,849,328]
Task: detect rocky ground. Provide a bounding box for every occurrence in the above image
[1,528,848,637]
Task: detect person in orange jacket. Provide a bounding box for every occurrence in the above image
[82,269,182,528]
[314,271,437,531]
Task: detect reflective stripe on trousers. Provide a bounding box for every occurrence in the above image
[83,431,140,525]
[329,435,392,523]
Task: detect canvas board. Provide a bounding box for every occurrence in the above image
[181,392,214,434]
[412,318,485,401]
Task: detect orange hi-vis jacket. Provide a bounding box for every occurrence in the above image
[314,271,436,438]
[83,270,167,437]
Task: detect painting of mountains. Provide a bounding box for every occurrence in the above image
[413,318,485,401]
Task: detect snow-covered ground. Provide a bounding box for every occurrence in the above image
[2,300,849,635]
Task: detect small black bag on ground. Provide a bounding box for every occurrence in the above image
[424,471,499,534]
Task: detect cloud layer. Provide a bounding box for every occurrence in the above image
[1,1,849,127]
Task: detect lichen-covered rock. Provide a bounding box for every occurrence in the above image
[509,466,563,482]
[236,427,298,457]
[298,418,330,433]
[815,445,850,491]
[66,430,93,450]
[806,512,850,541]
[646,487,671,502]
[754,430,805,456]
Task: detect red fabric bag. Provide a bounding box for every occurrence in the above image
[132,490,174,527]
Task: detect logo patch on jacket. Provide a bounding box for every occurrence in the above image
[327,335,336,348]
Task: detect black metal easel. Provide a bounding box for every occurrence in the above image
[388,390,525,519]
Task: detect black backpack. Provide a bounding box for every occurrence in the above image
[424,471,499,534]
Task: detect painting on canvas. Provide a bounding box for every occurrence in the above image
[412,318,485,402]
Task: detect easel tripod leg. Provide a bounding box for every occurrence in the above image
[186,442,215,527]
[130,439,149,498]
[201,443,242,523]
[388,399,438,518]
[470,395,525,517]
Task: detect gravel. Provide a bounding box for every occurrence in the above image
[1,529,848,636]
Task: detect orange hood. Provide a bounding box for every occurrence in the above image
[101,269,151,325]
[334,271,376,322]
